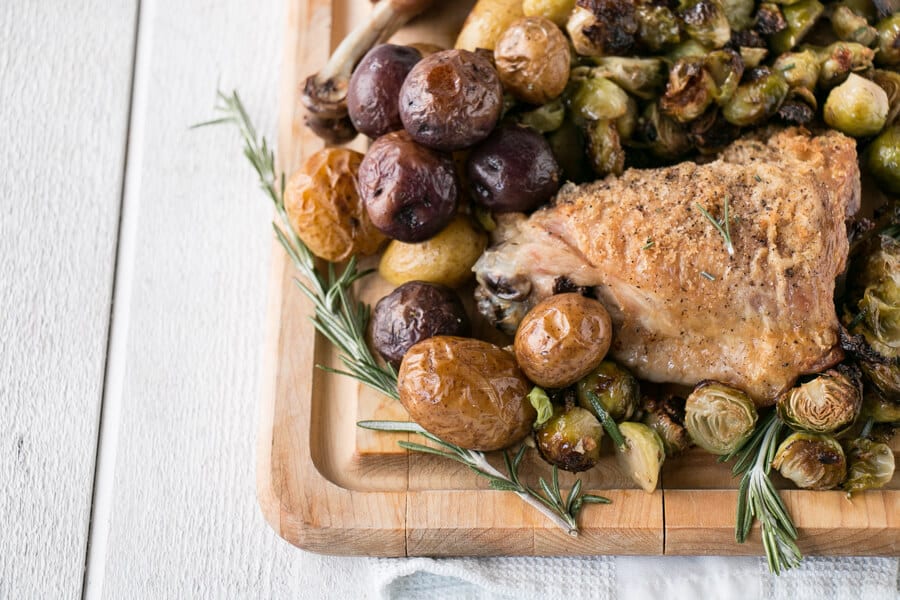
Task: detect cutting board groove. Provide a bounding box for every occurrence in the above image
[257,0,899,557]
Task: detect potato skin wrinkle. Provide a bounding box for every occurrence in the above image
[399,336,536,451]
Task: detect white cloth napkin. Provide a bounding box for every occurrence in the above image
[294,552,898,599]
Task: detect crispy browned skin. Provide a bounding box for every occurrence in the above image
[474,128,860,405]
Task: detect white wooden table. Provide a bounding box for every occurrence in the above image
[2,3,897,599]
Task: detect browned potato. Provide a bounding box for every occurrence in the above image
[514,293,612,388]
[455,0,525,51]
[284,148,386,261]
[399,336,536,450]
[494,17,571,105]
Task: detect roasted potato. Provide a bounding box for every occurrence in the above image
[514,293,613,388]
[284,148,386,262]
[455,0,525,51]
[398,336,536,450]
[494,17,571,105]
[379,215,488,287]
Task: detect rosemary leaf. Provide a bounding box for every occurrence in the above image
[587,391,626,449]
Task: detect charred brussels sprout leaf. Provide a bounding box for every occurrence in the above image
[615,422,666,492]
[772,432,847,490]
[641,393,692,455]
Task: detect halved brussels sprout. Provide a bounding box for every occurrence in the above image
[517,98,566,133]
[639,102,693,160]
[875,14,900,66]
[755,2,788,34]
[772,432,847,490]
[867,124,900,194]
[534,405,604,472]
[660,58,718,123]
[722,67,789,126]
[577,360,640,421]
[678,0,732,48]
[615,422,666,492]
[777,369,862,434]
[566,1,638,57]
[590,57,667,100]
[769,0,824,54]
[569,76,631,121]
[861,389,900,423]
[843,437,895,495]
[830,4,878,46]
[774,49,820,90]
[861,361,900,403]
[722,0,755,30]
[642,393,692,455]
[873,70,900,128]
[814,42,877,89]
[845,232,900,359]
[739,46,769,68]
[685,381,758,455]
[824,73,889,137]
[635,4,683,51]
[585,119,626,177]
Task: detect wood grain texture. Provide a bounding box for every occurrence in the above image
[0,2,137,598]
[261,0,899,559]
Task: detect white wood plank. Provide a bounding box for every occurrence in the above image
[92,1,318,597]
[0,2,137,598]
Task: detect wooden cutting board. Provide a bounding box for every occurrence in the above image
[257,0,900,557]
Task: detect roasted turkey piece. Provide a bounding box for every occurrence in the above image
[474,128,861,405]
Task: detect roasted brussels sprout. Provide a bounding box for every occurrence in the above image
[548,118,593,183]
[688,108,741,152]
[769,0,824,54]
[814,42,876,90]
[642,393,692,455]
[359,130,459,243]
[534,405,605,472]
[517,98,567,133]
[678,0,732,48]
[667,39,713,60]
[861,357,900,402]
[528,386,555,428]
[523,0,577,25]
[378,216,487,289]
[867,125,900,194]
[685,381,758,455]
[755,2,788,35]
[399,336,536,451]
[875,14,900,66]
[722,66,789,126]
[660,58,718,122]
[739,46,769,68]
[284,148,386,262]
[772,433,847,490]
[638,102,693,160]
[776,91,818,124]
[585,119,626,176]
[399,49,503,151]
[635,4,683,52]
[722,0,755,30]
[873,70,900,127]
[590,57,667,99]
[773,49,820,90]
[467,126,562,213]
[830,4,878,46]
[577,361,640,421]
[615,422,666,492]
[567,0,639,57]
[514,293,613,389]
[777,369,862,434]
[570,76,631,121]
[371,281,470,367]
[824,73,889,137]
[347,44,422,139]
[861,390,900,423]
[495,17,571,105]
[843,437,896,495]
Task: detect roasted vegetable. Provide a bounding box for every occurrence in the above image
[773,49,820,90]
[777,369,862,434]
[495,17,571,105]
[843,437,896,495]
[873,70,900,128]
[861,390,900,423]
[769,0,824,54]
[661,50,743,122]
[815,42,876,89]
[685,381,758,454]
[867,123,900,192]
[829,4,878,46]
[641,393,692,455]
[678,0,732,48]
[755,2,788,35]
[566,0,639,57]
[772,432,847,490]
[548,117,593,182]
[398,336,536,451]
[456,0,525,51]
[523,0,577,25]
[379,215,487,287]
[517,98,567,133]
[284,148,386,262]
[722,66,789,126]
[359,130,459,242]
[347,44,422,139]
[534,405,605,472]
[825,73,889,137]
[467,125,562,213]
[570,75,631,121]
[585,119,626,176]
[514,293,613,388]
[577,361,640,421]
[875,13,900,65]
[399,49,503,151]
[371,281,470,367]
[590,57,667,99]
[615,422,666,492]
[635,3,683,51]
[723,0,755,30]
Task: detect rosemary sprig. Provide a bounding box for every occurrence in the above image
[727,411,802,574]
[695,197,735,257]
[359,420,610,534]
[586,391,625,449]
[195,90,398,400]
[201,89,610,535]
